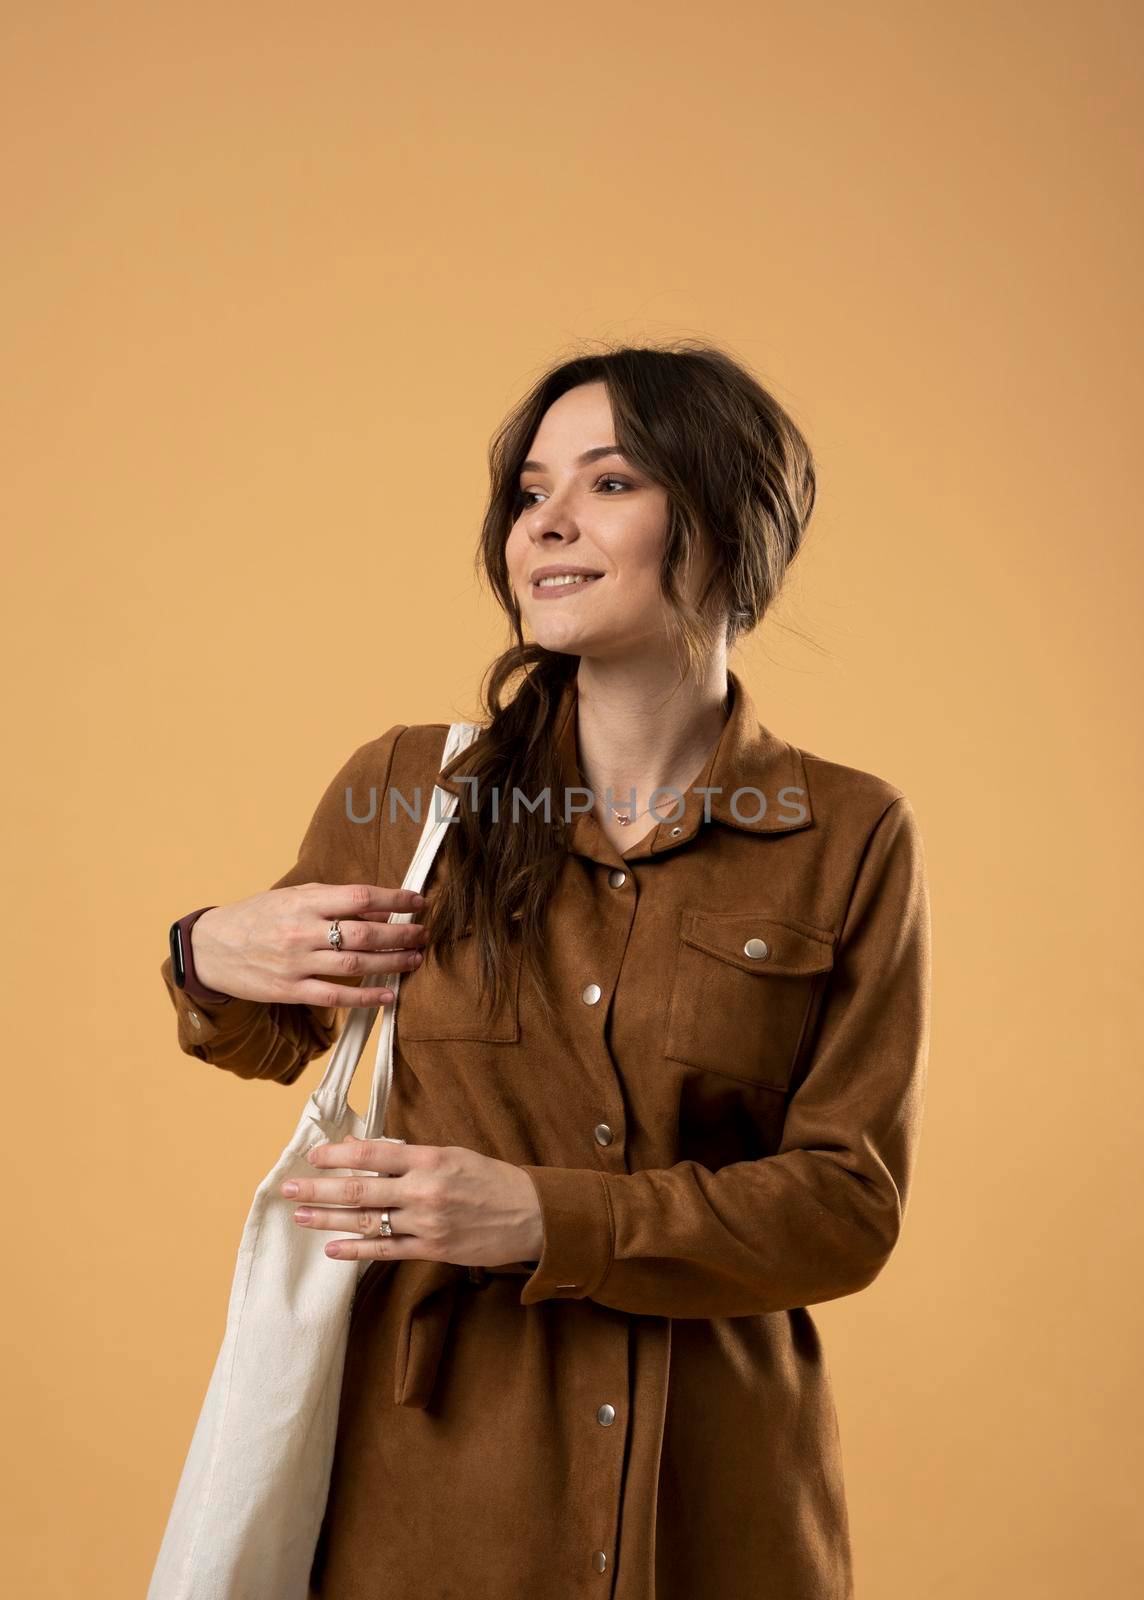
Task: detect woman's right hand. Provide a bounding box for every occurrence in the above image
[188,884,429,1007]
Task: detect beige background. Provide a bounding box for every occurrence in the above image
[3,2,1141,1594]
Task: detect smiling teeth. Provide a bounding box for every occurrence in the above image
[536,574,599,587]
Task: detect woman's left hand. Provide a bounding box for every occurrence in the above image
[279,1136,545,1265]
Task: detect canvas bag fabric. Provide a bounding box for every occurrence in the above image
[147,720,482,1600]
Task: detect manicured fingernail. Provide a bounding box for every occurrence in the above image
[294,1208,313,1222]
[282,1181,299,1196]
[326,1243,343,1257]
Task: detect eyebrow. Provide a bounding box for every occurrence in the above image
[519,445,625,476]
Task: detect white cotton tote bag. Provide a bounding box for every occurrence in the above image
[147,720,482,1600]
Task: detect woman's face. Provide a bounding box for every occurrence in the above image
[505,381,715,661]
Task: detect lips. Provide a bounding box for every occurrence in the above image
[530,567,604,581]
[530,573,604,598]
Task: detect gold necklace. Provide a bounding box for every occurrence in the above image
[605,784,676,827]
[608,798,653,827]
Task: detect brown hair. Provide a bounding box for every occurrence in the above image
[421,339,816,1032]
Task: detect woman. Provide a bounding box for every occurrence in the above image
[161,342,931,1599]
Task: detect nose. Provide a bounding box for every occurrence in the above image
[527,517,582,557]
[522,481,582,546]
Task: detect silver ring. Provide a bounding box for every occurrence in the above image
[327,920,343,951]
[378,1208,394,1238]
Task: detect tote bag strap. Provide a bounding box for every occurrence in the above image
[311,719,483,1134]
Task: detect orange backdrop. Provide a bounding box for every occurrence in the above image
[3,2,1141,1594]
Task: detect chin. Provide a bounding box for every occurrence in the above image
[528,619,601,652]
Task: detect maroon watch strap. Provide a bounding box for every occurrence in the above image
[173,906,233,1005]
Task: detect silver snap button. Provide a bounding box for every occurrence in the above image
[670,825,683,836]
[582,982,602,1005]
[607,868,627,888]
[188,1011,201,1028]
[594,1123,614,1146]
[597,1403,616,1426]
[592,1551,608,1573]
[743,938,770,960]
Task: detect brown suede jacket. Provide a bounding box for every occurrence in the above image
[160,668,931,1600]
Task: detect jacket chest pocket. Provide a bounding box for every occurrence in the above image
[664,909,835,1091]
[396,926,523,1044]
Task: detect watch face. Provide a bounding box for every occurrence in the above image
[169,921,188,988]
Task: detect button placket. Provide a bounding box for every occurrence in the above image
[562,1270,628,1588]
[553,865,633,1590]
[579,868,630,1175]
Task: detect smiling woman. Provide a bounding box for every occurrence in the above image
[159,340,930,1600]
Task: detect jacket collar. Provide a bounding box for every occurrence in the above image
[436,667,812,863]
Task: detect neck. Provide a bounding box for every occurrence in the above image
[571,654,733,821]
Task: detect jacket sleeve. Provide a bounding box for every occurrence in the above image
[158,724,406,1086]
[516,794,932,1317]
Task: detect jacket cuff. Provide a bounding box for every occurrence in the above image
[161,953,277,1049]
[516,1165,614,1305]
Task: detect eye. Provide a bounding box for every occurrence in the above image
[513,475,633,512]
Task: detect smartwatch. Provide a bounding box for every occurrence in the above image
[169,906,233,1005]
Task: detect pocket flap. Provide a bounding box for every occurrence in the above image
[679,910,835,978]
